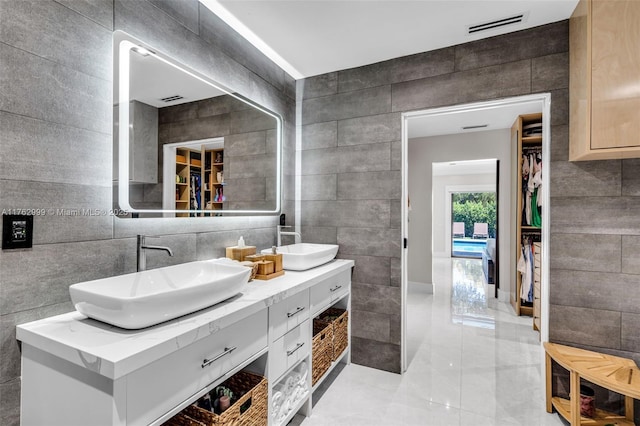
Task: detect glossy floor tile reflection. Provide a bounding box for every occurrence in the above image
[297,258,564,425]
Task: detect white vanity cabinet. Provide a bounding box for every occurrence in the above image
[17,259,354,426]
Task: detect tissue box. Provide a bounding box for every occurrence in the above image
[225,246,256,262]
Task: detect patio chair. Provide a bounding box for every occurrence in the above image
[473,223,489,239]
[452,222,465,238]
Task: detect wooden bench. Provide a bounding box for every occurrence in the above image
[544,342,640,425]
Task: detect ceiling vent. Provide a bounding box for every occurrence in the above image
[467,13,526,34]
[462,124,489,130]
[160,95,184,103]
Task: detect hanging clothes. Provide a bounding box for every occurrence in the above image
[521,149,543,228]
[518,238,536,303]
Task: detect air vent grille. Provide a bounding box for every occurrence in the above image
[468,14,525,34]
[160,95,184,103]
[462,124,489,130]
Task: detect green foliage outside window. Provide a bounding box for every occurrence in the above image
[452,192,496,238]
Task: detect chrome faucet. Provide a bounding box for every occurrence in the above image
[137,235,174,272]
[277,225,301,247]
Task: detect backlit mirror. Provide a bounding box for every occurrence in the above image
[113,32,282,217]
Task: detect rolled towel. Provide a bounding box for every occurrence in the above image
[272,391,283,409]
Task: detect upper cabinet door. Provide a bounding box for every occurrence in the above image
[569,0,640,161]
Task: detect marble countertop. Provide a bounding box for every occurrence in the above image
[16,259,353,380]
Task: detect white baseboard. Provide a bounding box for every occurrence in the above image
[408,280,434,294]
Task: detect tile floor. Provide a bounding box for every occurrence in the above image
[297,257,565,425]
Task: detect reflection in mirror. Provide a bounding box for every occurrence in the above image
[113,32,282,217]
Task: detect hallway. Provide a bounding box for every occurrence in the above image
[298,258,563,425]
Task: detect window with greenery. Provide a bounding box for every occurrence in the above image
[452,192,496,238]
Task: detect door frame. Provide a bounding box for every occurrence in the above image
[401,93,552,373]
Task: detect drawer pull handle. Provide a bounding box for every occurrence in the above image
[202,346,237,368]
[287,306,305,318]
[330,285,342,292]
[287,342,305,356]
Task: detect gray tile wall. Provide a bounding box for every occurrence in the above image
[300,19,639,380]
[0,1,294,424]
[155,96,278,211]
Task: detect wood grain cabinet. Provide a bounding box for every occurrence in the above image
[569,0,640,161]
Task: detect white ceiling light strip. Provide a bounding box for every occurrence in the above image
[199,0,305,80]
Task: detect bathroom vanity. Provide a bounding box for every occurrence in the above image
[17,259,353,426]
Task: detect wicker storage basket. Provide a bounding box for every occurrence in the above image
[311,319,334,386]
[319,308,348,361]
[164,414,206,426]
[182,371,268,426]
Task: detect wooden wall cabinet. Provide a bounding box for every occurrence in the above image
[569,0,640,161]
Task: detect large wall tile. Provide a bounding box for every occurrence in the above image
[1,302,73,383]
[1,0,112,81]
[299,226,337,244]
[302,72,337,100]
[549,270,640,312]
[230,108,278,134]
[389,47,455,83]
[550,125,569,162]
[337,143,391,173]
[301,201,390,228]
[0,238,136,316]
[390,257,401,287]
[549,304,621,349]
[301,121,337,150]
[301,148,338,175]
[0,112,111,186]
[55,0,114,30]
[301,174,337,201]
[622,236,640,274]
[532,52,569,92]
[550,197,640,235]
[340,254,391,286]
[337,171,401,200]
[113,215,276,238]
[351,310,391,343]
[352,283,400,315]
[338,61,391,93]
[150,0,199,34]
[389,200,402,229]
[391,60,530,112]
[0,378,20,426]
[622,313,640,352]
[550,89,569,126]
[351,337,400,373]
[337,227,401,257]
[390,140,401,171]
[0,43,111,135]
[225,131,267,156]
[302,86,391,125]
[550,160,621,197]
[454,21,568,71]
[622,159,640,196]
[337,113,401,146]
[0,180,113,244]
[550,234,621,273]
[195,227,275,260]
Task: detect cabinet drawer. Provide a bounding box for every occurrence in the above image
[271,320,310,382]
[126,309,268,425]
[310,269,350,316]
[269,289,309,341]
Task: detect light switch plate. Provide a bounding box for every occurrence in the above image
[2,214,33,249]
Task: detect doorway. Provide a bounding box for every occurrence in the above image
[451,191,496,259]
[400,94,551,374]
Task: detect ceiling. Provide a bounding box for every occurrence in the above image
[433,159,497,176]
[201,0,578,79]
[130,50,225,108]
[408,99,542,138]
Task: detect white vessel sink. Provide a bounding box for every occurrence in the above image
[262,243,339,271]
[69,259,250,329]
